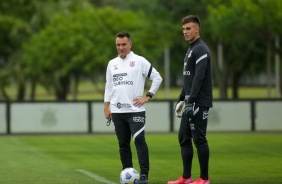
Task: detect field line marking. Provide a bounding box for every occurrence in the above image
[76,169,117,184]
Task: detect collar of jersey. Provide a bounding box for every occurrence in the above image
[118,51,134,59]
[190,38,201,46]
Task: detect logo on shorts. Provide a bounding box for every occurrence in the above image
[190,123,195,130]
[133,116,145,123]
[183,70,190,75]
[203,111,209,120]
[117,102,132,109]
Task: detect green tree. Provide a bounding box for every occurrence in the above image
[0,15,30,100]
[205,0,282,99]
[120,0,208,88]
[23,7,165,100]
[0,0,37,100]
[0,0,93,100]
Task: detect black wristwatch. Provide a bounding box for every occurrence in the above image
[146,92,153,98]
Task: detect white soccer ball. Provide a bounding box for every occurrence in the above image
[120,167,140,184]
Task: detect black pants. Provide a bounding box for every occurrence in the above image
[178,105,210,180]
[112,111,149,175]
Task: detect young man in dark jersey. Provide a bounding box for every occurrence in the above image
[168,15,213,184]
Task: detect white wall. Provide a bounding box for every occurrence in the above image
[0,103,6,134]
[10,103,88,133]
[173,101,251,132]
[92,103,114,133]
[0,100,281,134]
[207,101,251,131]
[145,102,170,132]
[256,101,282,131]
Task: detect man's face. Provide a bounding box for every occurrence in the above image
[182,22,200,43]
[116,36,132,59]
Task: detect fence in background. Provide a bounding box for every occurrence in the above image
[0,100,282,135]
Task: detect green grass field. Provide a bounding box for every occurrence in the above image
[1,133,281,184]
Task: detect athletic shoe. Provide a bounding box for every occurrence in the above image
[167,176,193,184]
[138,174,148,184]
[191,178,210,184]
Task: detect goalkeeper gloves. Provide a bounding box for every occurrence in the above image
[183,96,194,120]
[175,101,185,118]
[183,103,193,120]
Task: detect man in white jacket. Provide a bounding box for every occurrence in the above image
[104,32,162,184]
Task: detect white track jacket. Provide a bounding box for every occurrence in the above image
[104,51,162,113]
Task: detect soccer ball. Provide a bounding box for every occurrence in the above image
[120,167,140,184]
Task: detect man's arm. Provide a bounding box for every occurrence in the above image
[133,64,162,107]
[147,66,163,94]
[104,101,111,119]
[104,63,112,119]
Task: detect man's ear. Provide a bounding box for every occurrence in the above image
[195,25,200,33]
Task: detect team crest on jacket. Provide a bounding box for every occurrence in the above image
[129,61,135,67]
[113,65,118,70]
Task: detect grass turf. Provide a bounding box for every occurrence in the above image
[0,133,281,183]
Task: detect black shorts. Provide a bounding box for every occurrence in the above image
[179,105,209,146]
[111,111,146,142]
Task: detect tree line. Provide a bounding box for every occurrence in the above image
[0,0,281,100]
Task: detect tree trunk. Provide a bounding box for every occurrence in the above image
[0,85,9,100]
[219,78,228,99]
[30,78,36,101]
[55,76,70,100]
[266,43,272,97]
[211,42,228,99]
[71,74,79,100]
[17,81,25,101]
[232,72,241,99]
[274,34,281,98]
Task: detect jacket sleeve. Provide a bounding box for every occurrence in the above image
[141,57,163,95]
[147,66,163,94]
[104,63,112,102]
[177,86,185,103]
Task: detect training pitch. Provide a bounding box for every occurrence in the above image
[0,132,281,184]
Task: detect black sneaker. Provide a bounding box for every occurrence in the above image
[138,174,148,184]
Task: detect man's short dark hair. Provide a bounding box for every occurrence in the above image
[182,15,201,28]
[116,32,131,41]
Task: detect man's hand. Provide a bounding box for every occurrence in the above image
[175,101,185,117]
[104,102,111,119]
[133,96,149,107]
[183,103,193,120]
